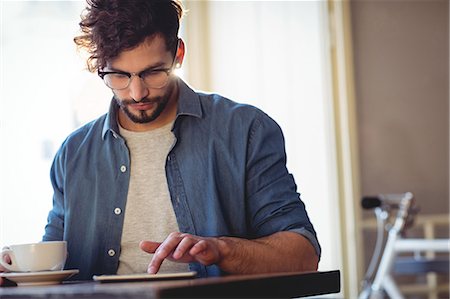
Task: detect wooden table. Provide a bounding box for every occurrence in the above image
[0,270,340,298]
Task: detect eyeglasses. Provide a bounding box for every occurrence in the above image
[98,66,174,90]
[98,39,180,90]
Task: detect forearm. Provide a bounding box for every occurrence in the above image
[216,231,319,275]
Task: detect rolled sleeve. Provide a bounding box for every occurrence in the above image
[246,112,321,257]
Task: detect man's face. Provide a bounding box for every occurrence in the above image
[105,35,181,131]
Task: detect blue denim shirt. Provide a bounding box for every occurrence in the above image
[43,79,320,280]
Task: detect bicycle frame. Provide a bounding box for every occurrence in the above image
[358,192,450,299]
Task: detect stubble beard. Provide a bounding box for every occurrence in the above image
[114,92,171,124]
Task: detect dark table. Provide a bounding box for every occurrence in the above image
[0,270,340,298]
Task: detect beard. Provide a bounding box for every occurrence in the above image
[114,91,171,124]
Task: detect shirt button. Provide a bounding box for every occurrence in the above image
[114,208,122,215]
[108,249,116,257]
[120,165,127,172]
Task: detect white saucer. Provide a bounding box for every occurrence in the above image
[0,269,79,286]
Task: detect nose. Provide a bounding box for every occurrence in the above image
[128,75,149,102]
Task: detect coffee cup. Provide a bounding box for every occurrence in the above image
[0,241,67,272]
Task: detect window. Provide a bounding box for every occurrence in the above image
[183,1,342,274]
[0,1,110,245]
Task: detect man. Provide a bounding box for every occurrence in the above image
[1,0,320,282]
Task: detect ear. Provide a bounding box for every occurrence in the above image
[174,38,185,68]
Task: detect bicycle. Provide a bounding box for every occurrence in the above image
[358,192,450,299]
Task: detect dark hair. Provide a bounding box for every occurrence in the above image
[74,0,183,72]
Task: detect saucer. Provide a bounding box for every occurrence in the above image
[0,269,79,286]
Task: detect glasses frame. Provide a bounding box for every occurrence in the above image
[98,39,180,90]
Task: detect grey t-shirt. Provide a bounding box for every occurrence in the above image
[117,121,188,274]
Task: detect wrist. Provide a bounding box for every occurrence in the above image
[216,236,231,265]
[215,236,243,273]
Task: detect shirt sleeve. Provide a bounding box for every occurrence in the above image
[245,112,321,257]
[42,145,66,242]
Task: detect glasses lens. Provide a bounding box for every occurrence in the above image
[142,71,169,88]
[103,73,130,90]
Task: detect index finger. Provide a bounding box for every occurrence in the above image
[147,233,183,274]
[0,255,10,273]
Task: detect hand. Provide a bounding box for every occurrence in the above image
[140,232,223,274]
[0,254,16,287]
[0,264,5,286]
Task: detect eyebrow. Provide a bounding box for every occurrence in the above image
[106,61,168,73]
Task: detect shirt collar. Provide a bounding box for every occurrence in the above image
[102,78,202,140]
[176,78,203,119]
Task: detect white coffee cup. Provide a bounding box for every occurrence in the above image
[0,241,67,272]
